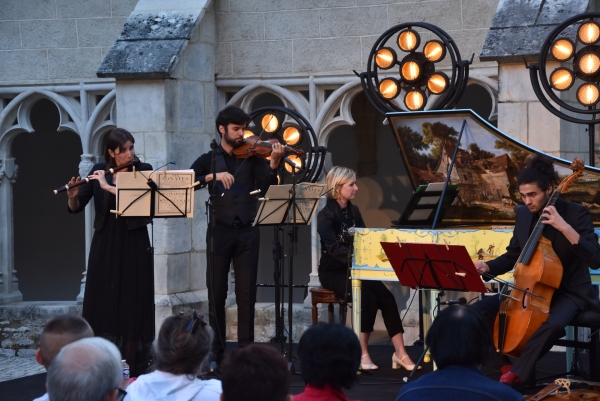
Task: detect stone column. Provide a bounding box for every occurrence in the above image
[98,0,217,333]
[0,158,23,304]
[76,154,96,303]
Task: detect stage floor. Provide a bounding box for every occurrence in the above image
[0,340,594,401]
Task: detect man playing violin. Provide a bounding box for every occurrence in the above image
[474,155,600,385]
[190,106,285,367]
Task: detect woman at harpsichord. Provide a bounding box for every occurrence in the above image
[317,166,419,371]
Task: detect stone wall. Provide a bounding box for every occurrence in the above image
[0,0,137,84]
[215,0,500,78]
[0,301,81,356]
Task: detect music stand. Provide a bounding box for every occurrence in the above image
[254,183,324,370]
[112,169,198,344]
[381,241,487,381]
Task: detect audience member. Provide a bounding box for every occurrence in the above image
[47,337,122,401]
[220,344,291,401]
[396,306,523,401]
[294,323,361,401]
[33,314,94,401]
[124,310,221,401]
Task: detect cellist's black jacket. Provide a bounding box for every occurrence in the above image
[487,198,600,312]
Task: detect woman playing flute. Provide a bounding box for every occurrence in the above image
[67,128,153,376]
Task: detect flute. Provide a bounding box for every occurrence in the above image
[53,158,141,195]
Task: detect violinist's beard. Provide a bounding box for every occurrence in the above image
[224,135,243,149]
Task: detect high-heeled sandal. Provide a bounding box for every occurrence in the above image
[392,353,422,370]
[359,354,378,370]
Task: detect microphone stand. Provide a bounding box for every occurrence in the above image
[206,138,221,373]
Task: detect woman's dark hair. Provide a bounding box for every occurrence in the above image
[221,344,290,401]
[153,310,213,375]
[215,106,251,134]
[426,305,490,369]
[103,128,135,168]
[297,323,361,390]
[516,154,559,191]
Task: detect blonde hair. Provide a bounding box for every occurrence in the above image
[326,166,356,199]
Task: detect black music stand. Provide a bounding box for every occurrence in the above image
[381,241,487,381]
[112,170,198,348]
[254,182,323,370]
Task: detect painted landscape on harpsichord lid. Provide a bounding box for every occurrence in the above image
[389,110,600,226]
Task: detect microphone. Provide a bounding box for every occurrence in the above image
[283,157,304,172]
[439,297,467,306]
[210,139,218,150]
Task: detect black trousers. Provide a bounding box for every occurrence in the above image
[206,223,260,360]
[319,269,404,337]
[473,292,578,381]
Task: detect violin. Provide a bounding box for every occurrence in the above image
[232,135,305,159]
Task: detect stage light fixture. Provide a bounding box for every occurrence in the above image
[551,38,575,61]
[359,22,470,114]
[578,52,600,75]
[375,47,397,69]
[578,21,600,44]
[549,68,575,91]
[379,78,400,99]
[405,89,425,111]
[262,114,279,133]
[398,29,420,52]
[282,126,301,145]
[424,40,446,62]
[427,72,449,94]
[243,129,254,139]
[577,83,600,105]
[401,61,421,81]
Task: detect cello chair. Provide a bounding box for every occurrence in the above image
[552,309,600,381]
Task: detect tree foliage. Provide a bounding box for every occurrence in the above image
[467,143,496,160]
[422,122,460,161]
[397,126,436,170]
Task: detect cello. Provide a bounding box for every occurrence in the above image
[494,158,585,358]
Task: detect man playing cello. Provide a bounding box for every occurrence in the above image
[474,154,600,385]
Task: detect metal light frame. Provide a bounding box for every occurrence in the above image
[359,22,472,115]
[249,106,326,183]
[528,12,600,166]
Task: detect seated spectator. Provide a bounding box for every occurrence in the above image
[33,314,94,401]
[47,337,122,401]
[396,305,524,401]
[220,344,291,401]
[294,323,361,401]
[124,310,221,401]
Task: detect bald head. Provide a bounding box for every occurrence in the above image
[39,315,93,368]
[47,337,122,401]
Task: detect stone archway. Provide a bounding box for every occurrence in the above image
[0,86,116,304]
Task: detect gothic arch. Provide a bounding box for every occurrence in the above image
[0,90,82,157]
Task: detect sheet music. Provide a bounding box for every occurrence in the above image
[288,183,325,224]
[153,170,195,217]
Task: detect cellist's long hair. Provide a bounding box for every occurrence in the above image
[516,154,559,191]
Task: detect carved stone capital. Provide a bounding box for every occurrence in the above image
[0,158,18,184]
[79,154,96,178]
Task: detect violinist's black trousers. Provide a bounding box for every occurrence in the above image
[473,293,578,381]
[206,222,260,363]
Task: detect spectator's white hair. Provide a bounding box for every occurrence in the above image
[47,337,122,401]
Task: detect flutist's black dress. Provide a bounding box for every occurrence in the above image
[69,162,154,375]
